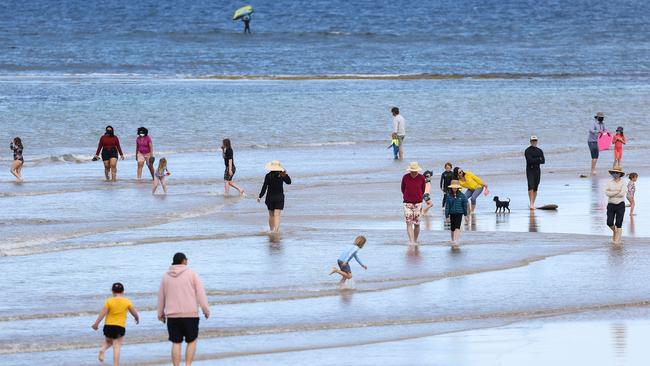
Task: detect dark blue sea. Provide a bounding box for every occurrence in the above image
[1,0,649,76]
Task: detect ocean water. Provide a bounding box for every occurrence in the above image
[1,1,650,365]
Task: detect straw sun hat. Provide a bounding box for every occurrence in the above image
[406,162,423,172]
[448,180,462,189]
[595,112,605,118]
[265,160,284,171]
[608,165,625,176]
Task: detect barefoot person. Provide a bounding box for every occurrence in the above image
[9,137,24,182]
[627,172,638,217]
[91,282,140,366]
[525,135,545,209]
[606,166,627,244]
[588,112,607,175]
[391,107,406,160]
[157,253,210,366]
[258,160,291,233]
[135,127,154,180]
[221,138,244,196]
[94,126,124,181]
[444,180,468,250]
[152,158,170,195]
[453,167,488,214]
[329,236,367,287]
[401,162,426,244]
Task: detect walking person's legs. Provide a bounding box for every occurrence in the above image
[146,158,155,179]
[111,337,122,366]
[152,177,160,194]
[273,209,282,233]
[137,156,144,179]
[628,197,635,216]
[171,343,182,366]
[109,158,118,181]
[413,224,420,243]
[10,160,23,182]
[589,142,599,175]
[103,160,111,180]
[161,177,168,194]
[99,337,113,362]
[185,340,197,366]
[267,210,274,231]
[606,203,616,241]
[397,135,405,160]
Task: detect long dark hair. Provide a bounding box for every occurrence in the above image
[13,137,22,148]
[222,138,232,149]
[453,167,462,180]
[105,125,115,136]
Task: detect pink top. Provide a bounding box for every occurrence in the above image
[157,265,210,319]
[136,135,152,154]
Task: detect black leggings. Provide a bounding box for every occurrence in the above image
[606,202,625,228]
[449,214,463,231]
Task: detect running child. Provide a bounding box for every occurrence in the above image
[388,133,400,160]
[627,172,638,216]
[329,236,367,287]
[152,157,170,195]
[9,137,24,182]
[445,180,468,251]
[421,170,433,214]
[612,126,626,168]
[91,282,139,366]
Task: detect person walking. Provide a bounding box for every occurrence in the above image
[525,135,545,209]
[242,15,251,33]
[258,160,292,233]
[401,162,426,244]
[612,126,626,168]
[391,107,406,160]
[444,180,468,250]
[135,127,154,180]
[9,137,24,182]
[221,138,245,196]
[588,112,607,175]
[606,166,627,244]
[94,126,124,181]
[157,253,210,366]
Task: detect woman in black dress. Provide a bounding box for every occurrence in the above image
[257,160,291,233]
[221,138,244,195]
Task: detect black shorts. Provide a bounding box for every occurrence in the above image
[606,202,625,229]
[588,141,599,159]
[224,166,236,181]
[101,148,119,161]
[526,168,541,192]
[449,213,463,231]
[265,197,285,211]
[337,259,351,274]
[103,325,125,339]
[167,317,200,343]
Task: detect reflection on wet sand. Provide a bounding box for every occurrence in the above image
[610,322,627,364]
[529,211,538,232]
[406,244,421,265]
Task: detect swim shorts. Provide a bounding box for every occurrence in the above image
[449,213,463,231]
[103,325,125,339]
[526,167,541,192]
[337,259,351,274]
[101,148,119,161]
[403,203,422,225]
[224,166,236,181]
[137,152,152,163]
[588,141,599,159]
[167,317,200,343]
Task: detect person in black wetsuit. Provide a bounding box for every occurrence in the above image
[525,135,545,210]
[258,160,291,233]
[242,15,251,33]
[440,162,454,209]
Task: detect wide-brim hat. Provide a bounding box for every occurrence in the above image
[530,135,538,141]
[595,112,605,118]
[406,161,422,172]
[265,160,284,171]
[608,165,625,175]
[448,180,462,189]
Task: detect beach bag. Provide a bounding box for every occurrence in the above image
[598,130,612,151]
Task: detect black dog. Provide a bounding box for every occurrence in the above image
[493,196,510,213]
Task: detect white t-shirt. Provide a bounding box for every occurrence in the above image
[393,114,406,136]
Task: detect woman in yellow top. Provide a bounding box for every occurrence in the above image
[91,282,139,365]
[453,167,488,214]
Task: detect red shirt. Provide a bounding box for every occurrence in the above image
[96,135,123,156]
[401,173,426,203]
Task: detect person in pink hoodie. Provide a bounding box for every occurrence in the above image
[157,253,210,366]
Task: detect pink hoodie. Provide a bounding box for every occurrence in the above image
[157,265,210,319]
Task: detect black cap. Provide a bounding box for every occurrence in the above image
[112,282,124,293]
[172,252,187,265]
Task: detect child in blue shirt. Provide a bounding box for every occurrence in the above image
[329,236,367,286]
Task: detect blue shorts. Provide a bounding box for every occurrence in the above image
[588,141,599,159]
[337,260,351,274]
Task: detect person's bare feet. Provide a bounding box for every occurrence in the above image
[98,350,105,362]
[451,243,460,251]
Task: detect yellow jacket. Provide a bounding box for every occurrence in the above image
[460,171,483,190]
